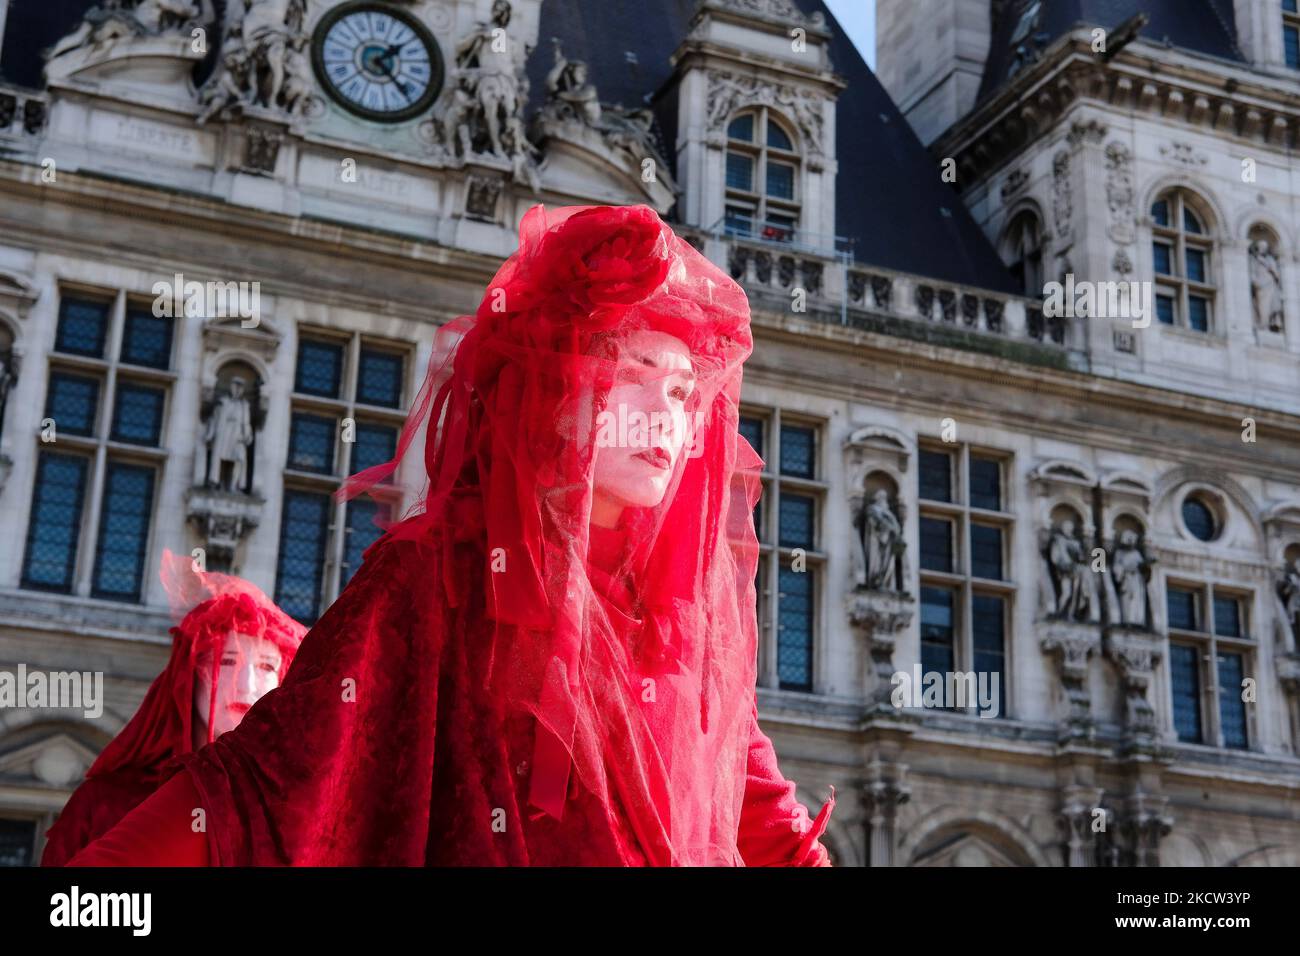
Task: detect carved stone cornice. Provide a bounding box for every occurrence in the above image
[185,486,265,573]
[1119,790,1173,867]
[941,35,1300,190]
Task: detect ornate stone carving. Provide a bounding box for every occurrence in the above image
[465,174,503,221]
[712,0,819,26]
[1104,141,1136,245]
[1103,627,1163,741]
[1000,169,1028,199]
[705,70,826,154]
[1040,622,1100,734]
[48,0,212,62]
[542,39,600,127]
[1108,530,1154,629]
[1065,118,1106,148]
[186,486,263,573]
[847,590,915,713]
[1159,141,1208,166]
[1050,149,1071,240]
[196,0,311,125]
[427,0,539,193]
[1058,784,1107,867]
[1277,559,1300,647]
[203,376,254,492]
[1119,790,1172,867]
[1249,238,1284,333]
[243,123,283,173]
[862,757,910,867]
[1042,519,1098,623]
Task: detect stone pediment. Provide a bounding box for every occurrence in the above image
[0,731,99,788]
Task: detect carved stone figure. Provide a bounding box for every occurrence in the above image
[204,377,254,491]
[1046,519,1090,621]
[47,0,210,61]
[1249,238,1284,333]
[195,0,308,124]
[859,489,903,591]
[1110,529,1152,628]
[453,0,525,157]
[1277,558,1300,643]
[545,38,600,126]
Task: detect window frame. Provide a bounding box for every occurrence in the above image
[277,328,410,623]
[742,406,826,693]
[724,107,803,244]
[1150,190,1216,334]
[22,288,170,603]
[1164,578,1255,750]
[917,441,1015,717]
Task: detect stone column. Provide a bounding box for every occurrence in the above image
[862,757,910,867]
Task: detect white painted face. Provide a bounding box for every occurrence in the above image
[193,631,283,742]
[590,330,695,527]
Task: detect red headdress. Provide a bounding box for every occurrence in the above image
[342,204,770,862]
[85,550,306,779]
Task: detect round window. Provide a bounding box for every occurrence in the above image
[1182,497,1217,541]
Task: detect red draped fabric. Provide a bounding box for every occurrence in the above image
[45,552,305,866]
[71,204,835,866]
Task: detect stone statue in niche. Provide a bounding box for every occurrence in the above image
[1110,529,1154,628]
[544,38,601,127]
[855,489,904,592]
[1045,518,1092,621]
[1277,558,1300,643]
[204,377,254,492]
[1249,238,1285,333]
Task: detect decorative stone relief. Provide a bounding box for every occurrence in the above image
[1104,141,1136,245]
[705,70,826,155]
[196,0,312,125]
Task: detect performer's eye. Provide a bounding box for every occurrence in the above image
[221,655,238,667]
[259,662,278,674]
[669,385,689,402]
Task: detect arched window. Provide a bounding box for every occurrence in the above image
[1151,190,1215,333]
[1000,210,1044,297]
[724,109,801,243]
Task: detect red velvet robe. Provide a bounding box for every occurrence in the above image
[71,530,833,866]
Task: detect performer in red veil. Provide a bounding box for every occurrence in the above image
[71,204,835,866]
[43,550,305,866]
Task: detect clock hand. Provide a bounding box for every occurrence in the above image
[375,59,414,102]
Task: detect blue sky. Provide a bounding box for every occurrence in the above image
[824,0,876,69]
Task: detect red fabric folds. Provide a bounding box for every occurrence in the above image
[88,203,834,866]
[41,552,305,867]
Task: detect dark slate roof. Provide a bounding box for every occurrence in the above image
[0,0,97,89]
[979,0,1243,101]
[2,0,1018,292]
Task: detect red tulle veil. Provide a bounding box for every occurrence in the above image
[339,204,775,862]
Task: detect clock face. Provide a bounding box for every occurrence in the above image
[311,2,444,122]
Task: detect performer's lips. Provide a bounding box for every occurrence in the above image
[229,702,252,717]
[634,447,671,470]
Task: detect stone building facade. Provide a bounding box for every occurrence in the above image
[0,0,1296,866]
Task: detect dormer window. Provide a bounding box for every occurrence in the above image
[724,109,801,244]
[1151,190,1216,333]
[1000,210,1044,297]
